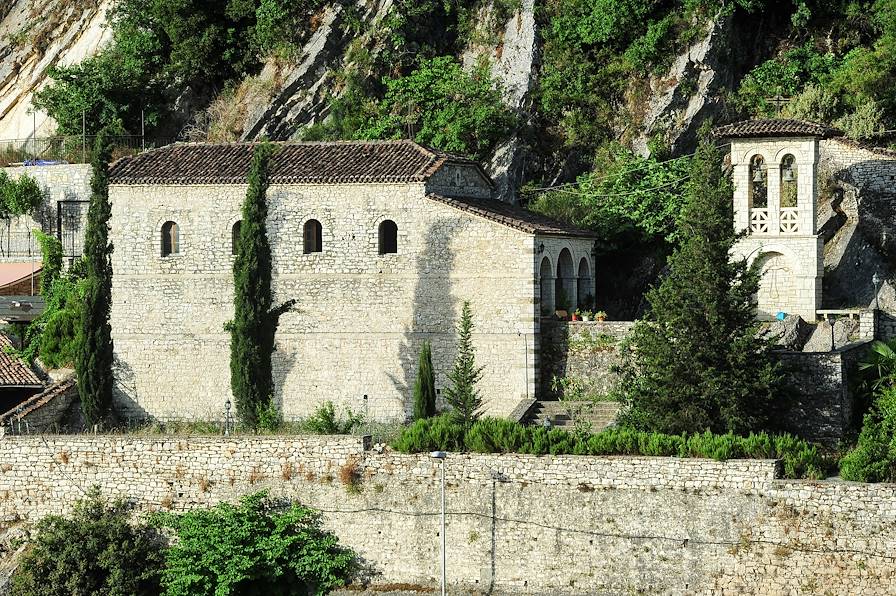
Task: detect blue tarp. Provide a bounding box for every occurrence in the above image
[22,159,68,166]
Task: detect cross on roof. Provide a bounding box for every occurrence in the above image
[768,95,791,115]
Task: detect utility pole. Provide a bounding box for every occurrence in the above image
[430,451,447,596]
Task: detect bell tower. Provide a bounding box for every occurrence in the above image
[716,119,831,321]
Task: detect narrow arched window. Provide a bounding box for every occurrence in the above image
[378,220,398,255]
[161,221,179,257]
[304,219,322,254]
[749,155,768,208]
[231,221,241,255]
[780,154,798,208]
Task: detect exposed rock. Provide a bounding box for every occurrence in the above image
[760,314,812,351]
[631,11,733,157]
[801,317,859,352]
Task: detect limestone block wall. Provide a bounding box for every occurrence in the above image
[109,182,545,422]
[539,320,633,398]
[0,164,91,262]
[1,436,896,594]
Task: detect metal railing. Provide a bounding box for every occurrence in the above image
[0,135,176,166]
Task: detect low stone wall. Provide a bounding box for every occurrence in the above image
[539,320,633,398]
[1,435,896,594]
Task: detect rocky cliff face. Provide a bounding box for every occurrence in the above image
[0,0,112,139]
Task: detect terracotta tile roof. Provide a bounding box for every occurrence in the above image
[108,140,492,186]
[714,119,841,139]
[427,194,597,238]
[0,334,42,387]
[0,376,75,423]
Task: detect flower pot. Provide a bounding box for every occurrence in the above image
[571,314,580,321]
[581,315,592,322]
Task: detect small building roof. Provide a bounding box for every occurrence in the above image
[0,376,76,423]
[0,262,41,294]
[0,334,42,388]
[108,140,492,186]
[714,119,841,139]
[427,194,597,238]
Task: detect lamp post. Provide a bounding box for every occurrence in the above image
[224,400,232,436]
[873,272,882,311]
[430,450,447,596]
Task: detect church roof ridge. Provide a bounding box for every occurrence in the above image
[713,119,841,139]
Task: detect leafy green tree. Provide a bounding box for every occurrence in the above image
[445,301,483,431]
[840,385,896,482]
[229,142,294,429]
[154,491,355,596]
[413,340,437,419]
[76,132,115,428]
[34,230,63,299]
[616,135,781,435]
[11,488,163,596]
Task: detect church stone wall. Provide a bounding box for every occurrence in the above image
[2,435,896,595]
[109,182,548,422]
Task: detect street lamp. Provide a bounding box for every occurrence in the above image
[873,272,883,310]
[224,400,232,436]
[430,450,447,596]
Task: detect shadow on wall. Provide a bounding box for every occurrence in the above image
[821,159,896,310]
[112,354,153,425]
[388,219,457,418]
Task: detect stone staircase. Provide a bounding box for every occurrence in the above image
[522,400,620,432]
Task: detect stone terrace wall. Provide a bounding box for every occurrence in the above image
[539,320,633,398]
[2,435,896,594]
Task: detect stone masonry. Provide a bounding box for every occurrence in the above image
[1,435,895,594]
[108,142,595,422]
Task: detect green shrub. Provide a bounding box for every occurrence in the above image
[444,301,484,431]
[0,172,44,217]
[840,386,896,482]
[154,491,355,596]
[413,340,437,420]
[11,488,164,596]
[391,417,825,479]
[305,400,364,434]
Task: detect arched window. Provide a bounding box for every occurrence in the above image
[231,220,241,256]
[303,219,322,254]
[749,155,768,208]
[539,256,553,315]
[161,221,179,257]
[555,248,574,311]
[378,220,398,255]
[780,154,798,208]
[577,258,592,309]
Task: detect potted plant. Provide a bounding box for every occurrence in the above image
[594,310,607,322]
[571,309,581,321]
[581,310,593,322]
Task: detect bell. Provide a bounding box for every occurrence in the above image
[782,166,795,182]
[752,168,765,183]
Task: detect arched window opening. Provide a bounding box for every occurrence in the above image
[161,221,179,257]
[749,155,768,208]
[577,258,593,309]
[231,220,241,256]
[780,154,798,208]
[555,249,574,311]
[539,257,553,315]
[378,220,398,255]
[303,219,322,254]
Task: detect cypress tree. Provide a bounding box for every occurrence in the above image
[76,131,115,428]
[413,340,436,419]
[445,301,483,431]
[617,134,781,435]
[230,142,294,429]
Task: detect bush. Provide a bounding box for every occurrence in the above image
[840,386,896,482]
[413,340,437,420]
[11,488,164,596]
[391,417,825,479]
[0,172,44,217]
[305,400,364,434]
[154,491,355,596]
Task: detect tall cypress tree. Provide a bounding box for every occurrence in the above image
[617,135,781,435]
[445,301,483,431]
[413,340,436,420]
[76,131,115,428]
[230,142,294,429]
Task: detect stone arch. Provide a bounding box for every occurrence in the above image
[751,250,797,320]
[749,154,768,209]
[555,248,575,311]
[539,256,554,314]
[773,147,806,163]
[577,257,593,308]
[780,153,798,210]
[303,218,323,254]
[740,148,772,166]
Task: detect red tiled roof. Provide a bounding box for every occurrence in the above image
[0,376,75,422]
[0,334,42,387]
[714,119,840,139]
[427,194,597,238]
[108,140,492,186]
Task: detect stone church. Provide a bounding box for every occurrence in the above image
[107,140,596,422]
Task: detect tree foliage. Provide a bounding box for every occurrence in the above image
[840,385,896,482]
[154,491,355,596]
[229,142,294,429]
[10,488,164,596]
[0,172,44,217]
[76,132,115,428]
[413,340,437,420]
[444,301,484,431]
[616,136,781,435]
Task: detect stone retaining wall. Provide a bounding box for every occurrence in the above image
[1,435,895,594]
